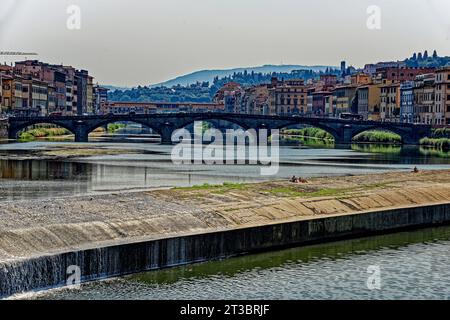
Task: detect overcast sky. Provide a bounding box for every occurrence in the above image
[0,0,449,86]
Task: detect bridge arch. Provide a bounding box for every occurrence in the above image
[8,120,76,140]
[175,115,250,132]
[85,119,162,136]
[350,126,406,144]
[84,119,163,142]
[275,121,340,143]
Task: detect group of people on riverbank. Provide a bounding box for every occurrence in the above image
[290,176,308,184]
[289,167,419,184]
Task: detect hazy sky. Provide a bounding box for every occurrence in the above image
[0,0,449,86]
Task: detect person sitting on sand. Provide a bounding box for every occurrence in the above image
[298,177,309,183]
[290,176,298,183]
[413,166,419,173]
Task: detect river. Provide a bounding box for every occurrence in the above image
[1,137,450,299]
[21,225,450,300]
[1,138,450,201]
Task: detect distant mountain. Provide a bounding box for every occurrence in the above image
[150,64,336,88]
[103,85,132,92]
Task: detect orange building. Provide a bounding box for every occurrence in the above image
[351,73,371,85]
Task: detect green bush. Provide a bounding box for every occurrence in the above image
[421,137,450,150]
[107,123,127,133]
[282,128,334,140]
[352,131,402,144]
[19,127,70,141]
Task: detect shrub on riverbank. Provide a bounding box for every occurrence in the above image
[107,123,126,133]
[282,128,334,140]
[19,128,71,141]
[420,137,450,150]
[283,128,403,145]
[352,131,402,144]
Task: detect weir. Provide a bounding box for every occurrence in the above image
[1,202,450,298]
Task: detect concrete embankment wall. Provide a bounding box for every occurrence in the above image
[0,120,8,139]
[1,203,450,298]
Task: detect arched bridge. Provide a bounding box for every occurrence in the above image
[7,113,432,145]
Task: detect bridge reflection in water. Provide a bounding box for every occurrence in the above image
[7,113,432,145]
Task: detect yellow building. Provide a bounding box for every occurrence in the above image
[0,75,13,114]
[356,83,381,120]
[332,85,357,116]
[269,79,308,115]
[380,82,400,122]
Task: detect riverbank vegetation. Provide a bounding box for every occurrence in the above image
[352,130,402,144]
[280,128,334,148]
[282,126,450,154]
[283,128,403,145]
[19,127,71,141]
[107,123,127,133]
[420,137,450,151]
[282,128,334,141]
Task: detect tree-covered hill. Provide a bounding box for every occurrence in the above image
[108,68,340,103]
[404,50,450,68]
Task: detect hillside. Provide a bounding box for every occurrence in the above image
[150,64,335,87]
[108,68,340,103]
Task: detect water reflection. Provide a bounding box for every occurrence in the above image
[0,159,89,180]
[351,144,450,164]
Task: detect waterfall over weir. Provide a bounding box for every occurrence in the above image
[2,203,450,298]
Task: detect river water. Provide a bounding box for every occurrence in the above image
[1,136,450,299]
[26,225,450,300]
[1,139,450,201]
